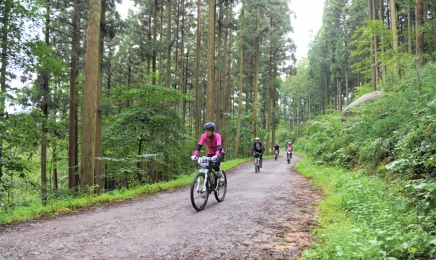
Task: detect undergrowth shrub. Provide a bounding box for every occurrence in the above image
[298,160,436,259]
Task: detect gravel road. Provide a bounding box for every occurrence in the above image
[0,155,320,260]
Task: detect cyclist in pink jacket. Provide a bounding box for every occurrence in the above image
[191,122,225,182]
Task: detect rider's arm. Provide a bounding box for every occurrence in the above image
[193,134,206,157]
[215,133,224,156]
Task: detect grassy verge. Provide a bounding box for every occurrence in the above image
[296,157,435,259]
[0,157,254,225]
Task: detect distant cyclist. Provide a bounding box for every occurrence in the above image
[191,122,225,183]
[273,142,280,154]
[251,137,265,167]
[286,142,293,153]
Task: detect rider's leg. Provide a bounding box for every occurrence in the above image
[215,154,225,183]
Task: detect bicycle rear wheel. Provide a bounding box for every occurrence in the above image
[214,171,227,202]
[190,172,209,211]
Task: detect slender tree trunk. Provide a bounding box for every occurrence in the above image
[166,0,172,89]
[69,0,80,192]
[94,1,105,194]
[159,7,163,84]
[345,69,349,106]
[266,16,273,156]
[0,0,12,179]
[368,0,377,91]
[179,0,186,123]
[225,21,233,155]
[390,0,399,75]
[215,4,223,131]
[80,0,101,193]
[195,0,201,141]
[272,68,277,147]
[253,7,260,138]
[221,24,229,133]
[152,0,157,85]
[235,1,244,158]
[206,0,215,121]
[41,1,50,203]
[323,68,328,113]
[51,138,58,190]
[173,3,180,111]
[408,9,413,53]
[415,0,424,65]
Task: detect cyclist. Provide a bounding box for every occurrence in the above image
[286,142,293,152]
[273,142,280,154]
[191,122,225,183]
[251,137,265,167]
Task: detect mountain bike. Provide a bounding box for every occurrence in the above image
[254,152,261,172]
[287,150,293,164]
[190,157,227,211]
[274,150,279,160]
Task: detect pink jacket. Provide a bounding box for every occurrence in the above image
[193,132,224,156]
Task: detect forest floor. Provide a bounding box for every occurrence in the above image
[0,155,321,260]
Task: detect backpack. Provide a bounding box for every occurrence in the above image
[253,142,265,153]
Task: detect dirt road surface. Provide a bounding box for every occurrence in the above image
[0,155,320,260]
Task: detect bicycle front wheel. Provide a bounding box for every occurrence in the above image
[214,171,227,202]
[190,172,209,211]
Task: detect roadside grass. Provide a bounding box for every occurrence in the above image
[0,157,254,225]
[296,157,435,259]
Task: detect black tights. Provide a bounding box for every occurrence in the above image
[208,153,224,171]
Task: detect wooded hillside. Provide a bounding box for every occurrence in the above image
[1,0,436,231]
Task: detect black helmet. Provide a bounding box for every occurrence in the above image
[203,122,215,131]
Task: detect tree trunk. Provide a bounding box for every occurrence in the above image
[408,9,413,54]
[80,0,101,193]
[180,0,186,125]
[390,0,399,75]
[94,1,105,194]
[206,0,215,121]
[69,0,80,192]
[0,0,12,179]
[195,0,201,141]
[235,1,244,158]
[41,1,50,203]
[253,7,260,138]
[166,0,172,89]
[215,4,223,132]
[51,138,58,190]
[415,0,424,65]
[225,20,233,155]
[266,16,273,156]
[152,0,158,85]
[368,0,377,91]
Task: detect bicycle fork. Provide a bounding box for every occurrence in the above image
[196,170,208,194]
